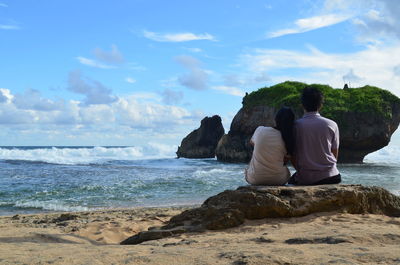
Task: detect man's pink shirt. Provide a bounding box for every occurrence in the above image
[295,112,340,184]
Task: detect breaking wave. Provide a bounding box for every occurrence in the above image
[14,200,89,212]
[364,144,400,165]
[0,144,177,165]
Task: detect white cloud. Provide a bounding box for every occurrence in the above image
[222,72,270,89]
[94,44,124,64]
[0,24,19,30]
[178,69,208,90]
[243,46,337,71]
[241,44,400,96]
[0,89,11,103]
[223,74,245,87]
[0,86,201,146]
[76,57,115,69]
[183,47,203,53]
[175,55,201,68]
[77,45,124,69]
[323,0,359,11]
[268,13,352,38]
[125,77,136,84]
[69,94,195,128]
[175,55,208,90]
[253,72,271,83]
[67,71,118,105]
[394,65,400,77]
[129,92,160,101]
[342,69,363,84]
[79,104,116,124]
[0,106,35,124]
[115,96,195,128]
[13,89,64,111]
[160,77,178,88]
[353,3,400,42]
[322,0,400,42]
[212,86,245,97]
[0,93,7,103]
[127,62,147,71]
[160,88,184,105]
[143,30,215,42]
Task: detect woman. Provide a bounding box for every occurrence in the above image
[245,106,295,185]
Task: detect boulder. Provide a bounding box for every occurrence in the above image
[120,184,400,245]
[176,115,225,158]
[216,82,400,163]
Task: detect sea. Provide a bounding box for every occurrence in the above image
[0,144,399,216]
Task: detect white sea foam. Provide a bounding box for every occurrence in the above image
[193,168,240,178]
[15,200,89,212]
[0,144,177,165]
[364,144,400,165]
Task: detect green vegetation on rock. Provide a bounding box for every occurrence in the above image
[242,81,400,121]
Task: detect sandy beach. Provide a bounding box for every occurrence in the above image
[0,207,399,265]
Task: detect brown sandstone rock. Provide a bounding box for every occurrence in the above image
[120,185,400,245]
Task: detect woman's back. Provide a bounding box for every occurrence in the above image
[245,126,290,185]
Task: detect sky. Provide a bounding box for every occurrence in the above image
[1,0,400,149]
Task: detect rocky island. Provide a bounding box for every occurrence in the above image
[176,115,225,158]
[178,81,400,163]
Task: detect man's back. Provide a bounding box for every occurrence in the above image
[295,112,339,184]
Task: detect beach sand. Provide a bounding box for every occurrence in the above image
[0,207,399,265]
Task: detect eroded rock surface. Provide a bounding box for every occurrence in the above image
[176,115,225,158]
[120,185,400,245]
[216,104,400,163]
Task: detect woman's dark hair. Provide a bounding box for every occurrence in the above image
[275,107,295,155]
[301,86,323,112]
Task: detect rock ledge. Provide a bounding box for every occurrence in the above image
[120,185,400,245]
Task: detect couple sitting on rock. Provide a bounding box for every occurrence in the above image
[245,86,341,186]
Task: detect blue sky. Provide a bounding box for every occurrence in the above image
[1,0,400,149]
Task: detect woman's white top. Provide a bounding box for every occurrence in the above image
[245,126,290,185]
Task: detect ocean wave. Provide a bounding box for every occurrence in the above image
[0,144,177,165]
[364,144,400,165]
[193,168,240,177]
[14,200,89,212]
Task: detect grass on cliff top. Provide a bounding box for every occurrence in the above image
[242,81,400,119]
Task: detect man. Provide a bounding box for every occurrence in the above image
[290,86,341,185]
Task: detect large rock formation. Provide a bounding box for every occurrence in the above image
[215,106,281,163]
[120,184,400,245]
[216,82,400,163]
[176,115,225,158]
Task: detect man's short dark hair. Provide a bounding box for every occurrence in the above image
[301,86,323,112]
